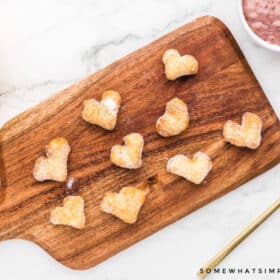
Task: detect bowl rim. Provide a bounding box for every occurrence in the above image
[238,0,280,52]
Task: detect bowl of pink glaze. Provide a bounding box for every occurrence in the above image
[239,0,280,52]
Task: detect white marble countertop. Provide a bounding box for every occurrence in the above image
[1,0,280,279]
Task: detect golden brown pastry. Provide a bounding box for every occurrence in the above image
[101,186,149,224]
[50,196,85,229]
[33,137,71,182]
[156,97,189,137]
[162,49,198,80]
[110,133,144,169]
[82,90,121,130]
[167,151,212,184]
[223,112,262,149]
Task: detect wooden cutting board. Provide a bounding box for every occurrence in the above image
[1,16,280,270]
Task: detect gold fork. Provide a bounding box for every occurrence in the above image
[197,197,280,279]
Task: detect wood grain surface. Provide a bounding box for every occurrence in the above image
[1,16,280,270]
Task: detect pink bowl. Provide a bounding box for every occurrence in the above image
[239,0,280,52]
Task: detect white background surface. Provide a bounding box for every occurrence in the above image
[0,0,280,279]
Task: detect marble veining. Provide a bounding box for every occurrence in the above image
[1,1,280,279]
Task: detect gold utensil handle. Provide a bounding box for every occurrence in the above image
[197,197,280,279]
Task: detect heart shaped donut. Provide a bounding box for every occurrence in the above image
[110,133,144,169]
[223,112,262,149]
[101,186,149,224]
[82,90,121,130]
[50,196,85,229]
[167,151,212,184]
[162,49,198,80]
[33,137,71,182]
[156,97,189,137]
